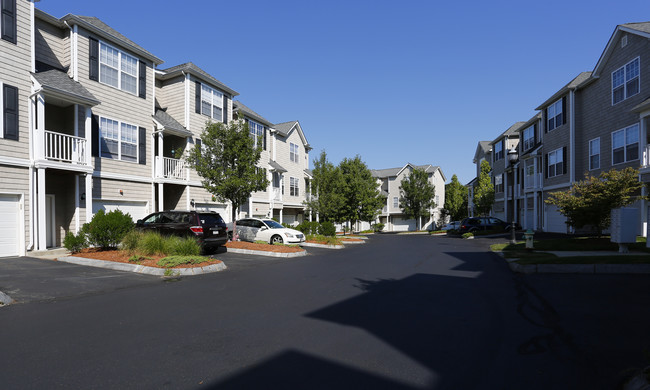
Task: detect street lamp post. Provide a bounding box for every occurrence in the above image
[507,148,519,245]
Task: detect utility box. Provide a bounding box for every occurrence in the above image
[611,208,637,252]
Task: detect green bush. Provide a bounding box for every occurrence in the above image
[63,231,87,253]
[296,221,319,235]
[138,231,168,255]
[462,232,474,239]
[121,230,143,252]
[306,234,341,245]
[85,209,134,249]
[169,236,201,256]
[318,221,336,237]
[373,223,385,233]
[157,255,209,268]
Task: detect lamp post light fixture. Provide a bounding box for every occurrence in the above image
[507,148,519,244]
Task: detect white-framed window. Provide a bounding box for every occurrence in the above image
[99,42,138,95]
[493,141,503,161]
[99,116,138,162]
[290,142,299,163]
[547,99,563,131]
[522,125,535,151]
[612,124,639,165]
[393,197,398,208]
[290,177,299,196]
[249,120,263,148]
[589,138,600,170]
[612,57,640,105]
[547,148,564,178]
[201,84,223,121]
[494,174,503,193]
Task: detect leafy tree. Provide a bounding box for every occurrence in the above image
[444,174,468,221]
[399,167,436,230]
[473,160,495,216]
[339,156,384,232]
[186,118,268,223]
[304,151,346,222]
[546,167,643,236]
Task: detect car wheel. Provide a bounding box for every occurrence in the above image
[270,235,283,245]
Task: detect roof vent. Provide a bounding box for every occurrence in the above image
[622,35,628,48]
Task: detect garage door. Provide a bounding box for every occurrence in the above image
[392,217,416,232]
[195,203,229,222]
[0,194,21,257]
[93,200,149,223]
[546,205,568,233]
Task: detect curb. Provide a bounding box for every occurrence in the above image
[225,247,307,258]
[0,291,14,307]
[300,242,344,249]
[499,253,650,274]
[339,240,365,245]
[57,256,227,276]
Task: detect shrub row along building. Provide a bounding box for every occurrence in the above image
[0,2,313,257]
[468,21,650,235]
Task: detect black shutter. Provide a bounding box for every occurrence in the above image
[195,138,202,166]
[263,127,267,150]
[89,37,99,81]
[561,96,567,125]
[1,0,16,44]
[138,127,146,165]
[544,153,548,178]
[223,96,228,124]
[544,108,548,133]
[91,115,99,156]
[3,84,18,140]
[562,147,567,175]
[195,81,201,114]
[138,61,146,99]
[533,123,537,145]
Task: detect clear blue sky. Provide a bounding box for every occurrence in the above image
[37,0,650,185]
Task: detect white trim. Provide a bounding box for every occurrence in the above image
[0,192,26,256]
[72,25,78,81]
[0,81,3,138]
[184,73,190,130]
[98,40,140,96]
[611,56,640,106]
[543,182,571,191]
[30,3,35,73]
[92,171,152,183]
[611,123,640,165]
[0,156,31,168]
[97,114,140,163]
[569,90,575,183]
[547,147,564,178]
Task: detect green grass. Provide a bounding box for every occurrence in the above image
[157,255,212,268]
[492,236,649,252]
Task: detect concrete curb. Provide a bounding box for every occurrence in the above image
[0,291,15,307]
[225,247,307,258]
[57,256,227,276]
[300,242,344,249]
[339,240,365,245]
[499,252,650,274]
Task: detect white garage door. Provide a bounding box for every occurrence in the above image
[93,200,149,223]
[0,194,21,257]
[195,203,229,222]
[546,205,568,233]
[392,217,416,232]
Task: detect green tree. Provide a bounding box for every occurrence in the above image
[546,167,643,236]
[339,156,384,232]
[304,151,346,222]
[444,174,468,221]
[473,160,495,216]
[399,167,436,230]
[186,118,268,223]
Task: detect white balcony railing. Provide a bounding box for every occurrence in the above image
[525,173,543,190]
[157,156,186,180]
[44,130,87,165]
[643,144,650,167]
[272,188,282,201]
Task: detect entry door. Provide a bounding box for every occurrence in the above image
[46,195,55,248]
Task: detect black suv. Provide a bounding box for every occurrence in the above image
[458,217,520,233]
[135,210,228,253]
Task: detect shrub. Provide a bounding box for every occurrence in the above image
[462,232,474,239]
[296,221,319,235]
[306,234,341,245]
[121,230,143,252]
[63,231,87,253]
[373,223,385,233]
[169,236,201,256]
[85,209,134,249]
[138,231,168,255]
[318,221,336,237]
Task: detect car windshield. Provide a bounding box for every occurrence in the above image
[263,220,284,229]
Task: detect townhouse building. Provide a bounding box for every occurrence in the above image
[489,123,523,222]
[467,141,492,217]
[0,2,314,257]
[373,163,445,231]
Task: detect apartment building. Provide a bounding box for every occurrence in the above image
[467,141,491,217]
[373,163,445,231]
[0,2,313,257]
[489,123,523,222]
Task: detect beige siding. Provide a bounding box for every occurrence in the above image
[35,19,67,70]
[156,75,185,125]
[275,129,307,205]
[93,177,152,209]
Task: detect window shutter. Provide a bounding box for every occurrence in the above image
[223,96,228,124]
[138,61,146,99]
[544,153,548,178]
[1,0,16,44]
[562,147,567,175]
[195,81,201,114]
[89,37,99,81]
[3,84,18,140]
[91,115,99,156]
[561,96,567,125]
[138,127,146,165]
[263,127,267,150]
[195,138,202,166]
[544,108,548,133]
[533,123,537,145]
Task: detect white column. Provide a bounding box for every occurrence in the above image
[279,208,283,224]
[37,168,46,250]
[248,197,253,218]
[74,174,80,233]
[35,93,45,161]
[85,173,92,223]
[158,183,164,211]
[533,192,538,231]
[504,173,508,221]
[157,132,164,178]
[85,108,92,166]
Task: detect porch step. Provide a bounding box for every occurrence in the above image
[28,247,70,259]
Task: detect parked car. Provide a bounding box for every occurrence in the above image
[458,217,521,233]
[135,210,228,253]
[441,221,461,231]
[228,218,305,244]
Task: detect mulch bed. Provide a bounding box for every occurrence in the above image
[225,241,305,253]
[67,248,223,269]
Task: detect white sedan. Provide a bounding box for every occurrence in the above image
[229,218,305,244]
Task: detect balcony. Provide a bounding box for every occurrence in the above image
[524,173,543,191]
[272,188,282,202]
[43,130,88,165]
[643,144,650,168]
[156,156,187,180]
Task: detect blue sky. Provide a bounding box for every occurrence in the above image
[37,0,650,185]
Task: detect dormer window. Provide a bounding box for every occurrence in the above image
[612,57,640,105]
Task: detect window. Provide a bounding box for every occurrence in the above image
[612,124,639,164]
[99,116,138,162]
[547,148,564,178]
[290,177,299,196]
[393,197,398,208]
[493,141,503,161]
[494,174,503,193]
[201,84,223,121]
[1,0,17,44]
[290,142,299,163]
[613,57,640,105]
[589,138,600,170]
[522,125,535,151]
[249,120,263,148]
[547,99,563,131]
[99,42,138,95]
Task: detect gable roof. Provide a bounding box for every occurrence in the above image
[372,163,445,182]
[158,62,238,97]
[535,72,592,110]
[490,122,525,146]
[473,141,492,163]
[233,101,273,127]
[153,109,192,137]
[592,22,650,79]
[32,69,100,107]
[273,121,311,149]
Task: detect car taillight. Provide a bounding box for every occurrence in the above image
[189,226,203,235]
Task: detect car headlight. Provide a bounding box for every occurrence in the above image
[284,232,294,238]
